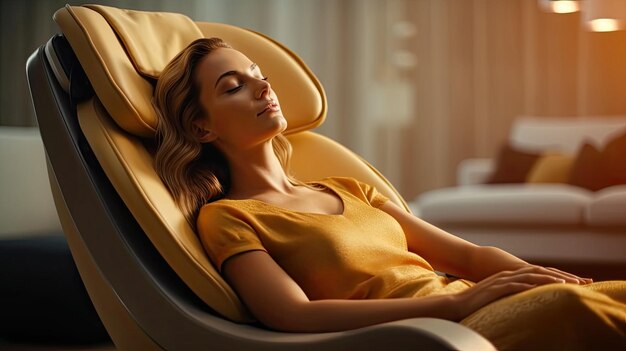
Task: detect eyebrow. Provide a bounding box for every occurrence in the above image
[214,63,258,88]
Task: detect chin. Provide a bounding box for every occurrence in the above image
[278,116,288,132]
[268,114,287,132]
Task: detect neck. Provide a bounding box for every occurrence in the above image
[221,140,294,199]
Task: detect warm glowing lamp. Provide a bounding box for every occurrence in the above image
[582,0,626,32]
[538,0,581,14]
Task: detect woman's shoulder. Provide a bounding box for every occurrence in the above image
[198,199,256,223]
[196,199,269,236]
[200,196,264,212]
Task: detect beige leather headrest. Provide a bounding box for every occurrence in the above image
[54,4,326,137]
[85,4,203,79]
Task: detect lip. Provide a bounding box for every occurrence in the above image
[257,100,280,116]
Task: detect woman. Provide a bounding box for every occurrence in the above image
[153,38,626,350]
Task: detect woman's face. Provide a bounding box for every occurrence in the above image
[194,48,286,150]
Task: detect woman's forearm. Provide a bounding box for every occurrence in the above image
[462,246,591,284]
[223,245,578,334]
[266,294,461,333]
[262,263,569,333]
[462,245,529,282]
[224,250,469,333]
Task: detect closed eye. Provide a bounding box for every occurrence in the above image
[226,85,243,94]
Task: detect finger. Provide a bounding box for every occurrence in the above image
[479,266,557,285]
[515,265,581,284]
[544,267,593,284]
[534,266,587,284]
[532,266,580,283]
[492,272,567,287]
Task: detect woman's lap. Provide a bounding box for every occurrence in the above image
[460,281,626,351]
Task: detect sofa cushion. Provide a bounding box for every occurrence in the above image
[585,185,626,226]
[568,131,626,191]
[416,184,592,226]
[486,143,540,184]
[526,152,575,184]
[601,130,626,187]
[568,142,606,191]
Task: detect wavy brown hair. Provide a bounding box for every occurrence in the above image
[153,38,295,227]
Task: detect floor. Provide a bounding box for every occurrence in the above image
[0,342,114,351]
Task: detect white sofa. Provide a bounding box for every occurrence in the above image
[0,126,62,239]
[412,117,626,266]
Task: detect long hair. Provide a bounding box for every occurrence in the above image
[153,38,295,227]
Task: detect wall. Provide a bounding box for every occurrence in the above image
[2,0,625,201]
[388,0,626,199]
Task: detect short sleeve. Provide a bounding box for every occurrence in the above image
[356,180,390,208]
[196,203,267,272]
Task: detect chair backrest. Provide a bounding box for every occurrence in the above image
[43,4,410,325]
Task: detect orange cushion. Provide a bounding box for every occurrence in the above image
[526,153,575,183]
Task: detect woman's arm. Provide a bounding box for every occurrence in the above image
[378,201,592,284]
[223,250,567,333]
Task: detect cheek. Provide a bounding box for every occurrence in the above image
[212,96,251,120]
[208,104,246,138]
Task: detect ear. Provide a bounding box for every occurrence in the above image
[192,118,218,143]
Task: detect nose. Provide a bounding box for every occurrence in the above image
[255,78,271,100]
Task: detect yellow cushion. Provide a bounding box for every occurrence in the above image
[526,153,575,183]
[85,4,203,79]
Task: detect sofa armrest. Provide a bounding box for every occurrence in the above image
[457,158,494,186]
[0,127,62,239]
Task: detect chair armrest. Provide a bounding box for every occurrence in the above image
[345,318,496,351]
[457,158,494,186]
[213,317,495,351]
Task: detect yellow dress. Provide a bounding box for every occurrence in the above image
[197,176,626,350]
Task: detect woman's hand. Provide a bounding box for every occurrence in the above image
[453,265,592,320]
[537,265,593,285]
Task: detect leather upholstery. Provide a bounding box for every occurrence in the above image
[52,4,410,323]
[86,5,204,79]
[53,5,326,137]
